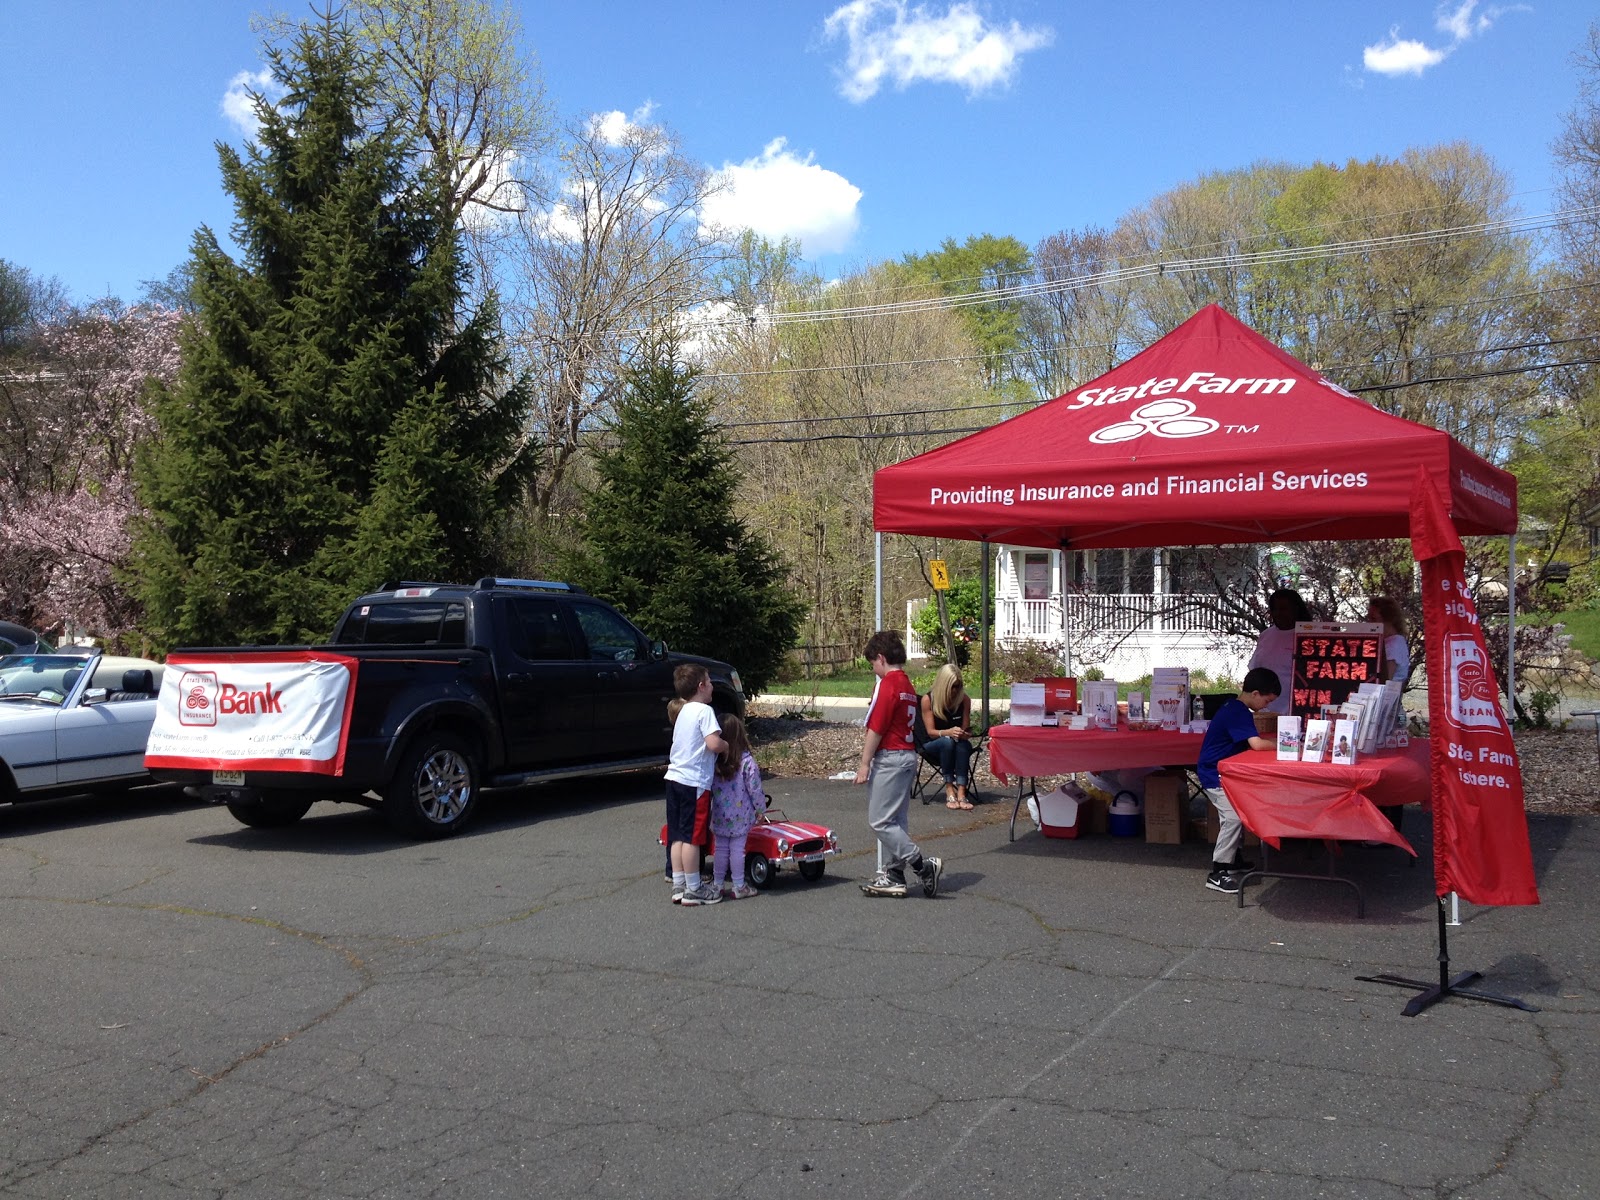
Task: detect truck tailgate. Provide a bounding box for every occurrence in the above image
[145,650,361,775]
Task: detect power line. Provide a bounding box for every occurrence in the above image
[683,203,1600,334]
[705,357,1600,448]
[702,333,1600,431]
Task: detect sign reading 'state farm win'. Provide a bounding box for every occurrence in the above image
[1289,622,1384,718]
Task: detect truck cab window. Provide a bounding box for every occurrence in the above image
[337,602,465,645]
[571,602,647,663]
[505,597,577,661]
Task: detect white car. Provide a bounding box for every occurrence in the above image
[0,650,165,803]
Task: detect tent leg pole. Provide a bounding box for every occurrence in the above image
[1507,534,1516,718]
[981,538,991,729]
[1356,896,1539,1016]
[875,533,883,633]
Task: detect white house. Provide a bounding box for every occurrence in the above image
[992,545,1253,682]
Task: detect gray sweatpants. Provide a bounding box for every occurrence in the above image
[1202,785,1243,867]
[866,749,920,872]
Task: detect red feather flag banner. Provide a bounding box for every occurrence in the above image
[1410,467,1539,906]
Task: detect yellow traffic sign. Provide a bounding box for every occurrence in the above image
[929,560,950,591]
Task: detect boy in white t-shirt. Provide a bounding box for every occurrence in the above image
[665,663,727,906]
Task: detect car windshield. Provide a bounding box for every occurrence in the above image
[0,653,94,706]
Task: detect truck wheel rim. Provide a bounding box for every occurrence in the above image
[417,749,472,823]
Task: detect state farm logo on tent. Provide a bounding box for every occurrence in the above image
[179,671,219,727]
[1089,399,1220,445]
[1444,634,1504,732]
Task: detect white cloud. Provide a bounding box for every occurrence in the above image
[590,103,657,146]
[220,68,284,138]
[701,138,863,256]
[459,148,525,233]
[823,0,1053,102]
[1434,0,1524,41]
[1363,1,1527,78]
[1363,31,1450,76]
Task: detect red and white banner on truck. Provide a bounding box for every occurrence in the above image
[145,652,360,774]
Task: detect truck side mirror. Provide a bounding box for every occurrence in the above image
[650,640,668,660]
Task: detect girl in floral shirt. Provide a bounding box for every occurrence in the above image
[710,714,765,899]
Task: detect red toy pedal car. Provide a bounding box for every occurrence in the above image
[658,807,840,889]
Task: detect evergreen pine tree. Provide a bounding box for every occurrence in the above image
[129,16,530,648]
[575,353,805,696]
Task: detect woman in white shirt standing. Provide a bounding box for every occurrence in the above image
[1367,596,1411,684]
[1248,588,1311,715]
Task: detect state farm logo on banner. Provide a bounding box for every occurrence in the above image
[1444,634,1504,731]
[179,671,219,726]
[1089,399,1220,445]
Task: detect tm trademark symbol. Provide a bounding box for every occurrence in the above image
[1224,424,1259,434]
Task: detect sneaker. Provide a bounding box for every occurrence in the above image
[860,874,909,898]
[679,885,722,906]
[730,884,759,900]
[1205,869,1241,895]
[916,855,944,898]
[671,889,685,904]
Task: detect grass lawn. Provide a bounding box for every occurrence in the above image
[762,665,1013,699]
[1561,608,1600,660]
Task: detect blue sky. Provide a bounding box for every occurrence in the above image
[2,0,1595,305]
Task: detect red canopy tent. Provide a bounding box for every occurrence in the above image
[873,304,1517,548]
[873,306,1539,1011]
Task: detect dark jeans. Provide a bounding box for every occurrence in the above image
[922,736,972,785]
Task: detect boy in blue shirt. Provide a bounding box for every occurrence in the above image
[1196,667,1280,894]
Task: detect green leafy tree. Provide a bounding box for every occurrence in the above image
[129,16,531,649]
[910,575,992,667]
[898,234,1032,398]
[572,350,805,695]
[1516,21,1600,600]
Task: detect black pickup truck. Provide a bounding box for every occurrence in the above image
[145,578,745,838]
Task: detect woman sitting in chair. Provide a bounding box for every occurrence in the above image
[920,663,974,810]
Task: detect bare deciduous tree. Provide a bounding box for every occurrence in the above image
[503,111,724,517]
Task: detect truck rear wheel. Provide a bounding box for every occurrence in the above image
[383,732,480,839]
[227,791,314,828]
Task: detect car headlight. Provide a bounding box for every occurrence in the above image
[776,838,790,855]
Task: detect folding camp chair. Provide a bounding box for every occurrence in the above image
[912,695,986,805]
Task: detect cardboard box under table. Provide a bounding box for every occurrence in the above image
[989,721,1204,842]
[1142,769,1188,844]
[1216,741,1430,916]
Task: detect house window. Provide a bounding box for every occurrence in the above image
[1128,548,1154,593]
[1023,553,1050,600]
[1093,548,1154,594]
[1070,551,1091,587]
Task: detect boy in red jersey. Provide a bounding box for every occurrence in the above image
[853,631,942,898]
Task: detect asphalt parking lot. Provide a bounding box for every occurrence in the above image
[1,774,1595,1199]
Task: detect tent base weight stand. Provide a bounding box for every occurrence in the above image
[1356,970,1538,1017]
[1356,897,1539,1017]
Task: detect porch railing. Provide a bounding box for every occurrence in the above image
[997,593,1233,638]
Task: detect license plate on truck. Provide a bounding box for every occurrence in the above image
[212,770,245,786]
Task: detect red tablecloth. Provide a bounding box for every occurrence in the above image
[988,722,1204,785]
[1218,740,1431,854]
